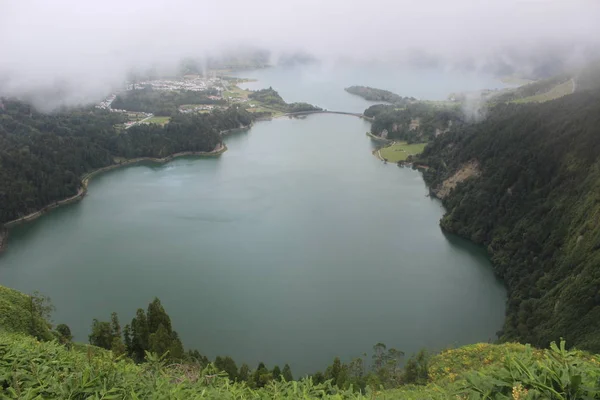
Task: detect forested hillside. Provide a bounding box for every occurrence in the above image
[417,89,600,351]
[248,88,322,113]
[345,86,415,106]
[0,100,253,224]
[366,103,462,142]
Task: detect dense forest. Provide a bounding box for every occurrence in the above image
[0,100,253,224]
[248,87,322,113]
[365,103,462,142]
[111,86,225,116]
[345,86,415,106]
[417,89,600,351]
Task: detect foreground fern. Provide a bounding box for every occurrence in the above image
[461,340,600,399]
[2,331,600,399]
[0,332,375,399]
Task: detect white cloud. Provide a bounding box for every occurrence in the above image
[1,0,599,108]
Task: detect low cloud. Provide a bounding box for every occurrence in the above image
[1,0,599,109]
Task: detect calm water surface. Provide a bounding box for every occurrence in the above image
[239,64,511,112]
[1,67,506,375]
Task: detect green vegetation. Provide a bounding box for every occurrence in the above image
[0,286,53,341]
[378,142,427,163]
[511,79,573,103]
[248,87,322,113]
[0,100,253,224]
[491,74,572,103]
[365,103,462,143]
[3,321,600,399]
[143,116,171,125]
[222,86,320,117]
[112,86,225,116]
[2,251,600,399]
[222,84,251,101]
[345,86,415,106]
[417,89,600,352]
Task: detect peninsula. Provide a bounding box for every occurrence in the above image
[345,85,415,105]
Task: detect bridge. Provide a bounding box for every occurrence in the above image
[283,110,373,121]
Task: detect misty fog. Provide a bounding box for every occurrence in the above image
[2,0,599,109]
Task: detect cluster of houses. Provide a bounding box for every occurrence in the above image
[95,94,117,110]
[93,75,232,126]
[179,105,218,114]
[125,75,223,92]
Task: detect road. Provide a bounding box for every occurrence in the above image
[125,114,154,130]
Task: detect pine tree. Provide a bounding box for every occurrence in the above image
[329,357,342,385]
[130,308,149,362]
[282,364,293,381]
[123,324,132,356]
[272,365,282,381]
[111,336,126,356]
[88,319,113,349]
[168,331,184,361]
[215,356,238,381]
[187,349,209,366]
[253,362,271,388]
[110,312,121,337]
[238,363,251,382]
[148,324,171,357]
[147,298,172,333]
[56,323,73,346]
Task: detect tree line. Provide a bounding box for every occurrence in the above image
[365,102,462,143]
[248,87,322,113]
[345,86,415,106]
[79,297,428,392]
[0,99,253,224]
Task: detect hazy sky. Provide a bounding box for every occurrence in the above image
[1,0,599,107]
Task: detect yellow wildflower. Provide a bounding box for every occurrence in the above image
[512,383,528,400]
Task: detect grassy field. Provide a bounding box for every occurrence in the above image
[379,142,427,162]
[512,79,574,103]
[419,100,461,109]
[143,116,171,125]
[222,85,251,100]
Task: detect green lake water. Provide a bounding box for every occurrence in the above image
[0,113,505,375]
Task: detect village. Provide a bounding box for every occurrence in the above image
[94,73,249,129]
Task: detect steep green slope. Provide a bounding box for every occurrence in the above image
[0,286,52,340]
[418,90,600,351]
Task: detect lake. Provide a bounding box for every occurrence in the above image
[0,66,507,376]
[239,63,512,112]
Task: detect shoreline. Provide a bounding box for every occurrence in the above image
[1,143,229,239]
[2,113,372,249]
[0,227,6,254]
[366,131,391,143]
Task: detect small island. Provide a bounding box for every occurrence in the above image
[345,86,416,106]
[248,87,322,114]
